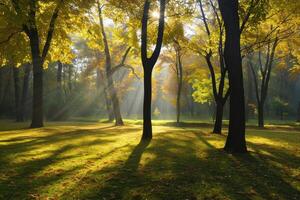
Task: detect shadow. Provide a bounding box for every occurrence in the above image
[0,124,299,199]
[69,139,151,199]
[124,140,151,171]
[73,128,300,200]
[0,124,141,199]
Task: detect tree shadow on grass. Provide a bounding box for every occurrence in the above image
[1,126,299,199]
[72,129,300,200]
[0,125,140,199]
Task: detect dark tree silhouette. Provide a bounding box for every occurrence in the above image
[217,0,247,153]
[141,0,166,140]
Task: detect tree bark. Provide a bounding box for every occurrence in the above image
[13,66,21,122]
[29,30,44,128]
[213,101,224,134]
[19,63,31,121]
[143,69,153,140]
[258,102,264,128]
[218,0,247,153]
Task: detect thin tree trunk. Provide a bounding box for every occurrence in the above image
[218,0,247,153]
[19,64,31,121]
[176,48,183,125]
[97,1,123,126]
[13,66,21,122]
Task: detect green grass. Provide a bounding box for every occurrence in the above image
[0,120,299,200]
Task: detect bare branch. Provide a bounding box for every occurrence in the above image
[0,30,21,45]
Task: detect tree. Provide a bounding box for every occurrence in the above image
[97,1,124,125]
[196,0,230,134]
[217,0,247,153]
[141,0,166,140]
[249,37,279,127]
[1,0,94,127]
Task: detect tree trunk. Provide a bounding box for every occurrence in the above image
[176,50,183,125]
[218,0,247,153]
[19,64,31,121]
[105,90,114,122]
[97,2,123,126]
[258,103,264,128]
[142,69,153,140]
[30,32,44,128]
[141,0,166,141]
[13,66,21,122]
[213,101,224,134]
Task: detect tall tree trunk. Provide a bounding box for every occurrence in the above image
[97,1,123,126]
[30,32,44,128]
[141,0,166,140]
[218,0,247,153]
[13,66,21,122]
[19,64,31,121]
[176,48,183,125]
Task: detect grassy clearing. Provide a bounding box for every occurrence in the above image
[0,121,299,200]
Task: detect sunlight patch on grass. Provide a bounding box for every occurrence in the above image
[0,121,299,199]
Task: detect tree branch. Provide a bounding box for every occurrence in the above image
[41,0,64,63]
[0,30,21,45]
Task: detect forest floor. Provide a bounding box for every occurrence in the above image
[0,120,299,200]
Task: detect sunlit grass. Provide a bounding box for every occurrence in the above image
[0,120,299,199]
